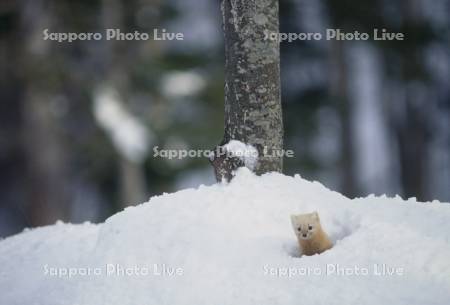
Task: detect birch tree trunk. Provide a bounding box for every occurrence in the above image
[211,0,284,181]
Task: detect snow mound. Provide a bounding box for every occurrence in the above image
[1,168,450,305]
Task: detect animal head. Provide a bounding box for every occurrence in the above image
[290,212,321,240]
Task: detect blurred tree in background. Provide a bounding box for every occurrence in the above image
[0,0,449,237]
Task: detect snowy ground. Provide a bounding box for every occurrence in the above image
[1,168,450,305]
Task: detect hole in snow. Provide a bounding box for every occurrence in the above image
[285,241,332,258]
[284,215,360,258]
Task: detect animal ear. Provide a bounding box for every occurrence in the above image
[312,211,319,220]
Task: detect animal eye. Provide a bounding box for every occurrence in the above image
[308,225,313,230]
[297,227,301,231]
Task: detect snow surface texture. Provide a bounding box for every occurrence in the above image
[223,140,258,170]
[1,168,450,305]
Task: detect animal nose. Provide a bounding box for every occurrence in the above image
[302,233,307,238]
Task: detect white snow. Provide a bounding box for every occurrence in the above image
[223,140,259,170]
[1,168,450,305]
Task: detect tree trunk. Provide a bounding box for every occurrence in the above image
[391,0,429,201]
[211,0,284,181]
[329,40,358,198]
[20,0,70,226]
[99,0,148,206]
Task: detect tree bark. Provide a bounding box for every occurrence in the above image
[211,0,284,181]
